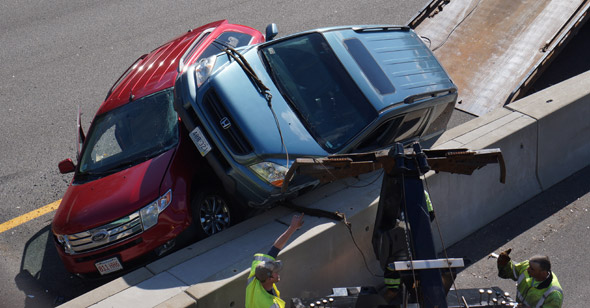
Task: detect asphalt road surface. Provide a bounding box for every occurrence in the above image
[447,165,590,307]
[1,0,589,307]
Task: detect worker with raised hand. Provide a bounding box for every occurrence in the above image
[245,213,304,308]
[496,248,563,307]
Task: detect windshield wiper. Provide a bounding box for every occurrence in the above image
[75,170,111,183]
[222,46,285,138]
[208,39,272,102]
[81,155,150,178]
[217,43,290,167]
[222,46,272,101]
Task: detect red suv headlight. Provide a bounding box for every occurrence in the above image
[140,189,172,230]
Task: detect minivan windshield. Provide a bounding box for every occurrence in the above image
[77,89,178,178]
[260,33,377,152]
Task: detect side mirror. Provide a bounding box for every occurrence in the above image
[58,159,76,174]
[265,23,278,41]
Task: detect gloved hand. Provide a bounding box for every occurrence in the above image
[497,248,512,267]
[429,211,436,222]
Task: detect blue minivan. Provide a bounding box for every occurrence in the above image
[174,25,457,207]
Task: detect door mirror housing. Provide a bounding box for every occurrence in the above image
[265,23,278,41]
[58,159,76,174]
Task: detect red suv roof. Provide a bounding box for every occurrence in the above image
[98,20,261,115]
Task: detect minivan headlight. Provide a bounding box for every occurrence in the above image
[194,56,217,87]
[140,189,172,230]
[250,162,288,188]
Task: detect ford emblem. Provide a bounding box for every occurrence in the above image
[92,230,109,242]
[220,117,231,130]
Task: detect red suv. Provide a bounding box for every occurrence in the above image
[52,20,265,276]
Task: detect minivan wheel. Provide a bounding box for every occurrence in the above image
[191,186,232,239]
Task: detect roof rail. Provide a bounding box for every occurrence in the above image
[352,25,409,32]
[104,54,147,101]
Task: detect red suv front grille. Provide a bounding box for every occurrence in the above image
[63,211,144,254]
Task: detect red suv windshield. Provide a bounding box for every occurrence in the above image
[77,89,178,178]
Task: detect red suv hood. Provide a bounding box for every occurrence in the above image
[53,150,174,234]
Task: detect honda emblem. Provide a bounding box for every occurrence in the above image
[220,117,231,130]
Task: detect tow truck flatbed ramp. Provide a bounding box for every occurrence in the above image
[410,0,590,116]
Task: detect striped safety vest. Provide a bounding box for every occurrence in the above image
[498,260,563,308]
[245,253,285,308]
[384,265,401,290]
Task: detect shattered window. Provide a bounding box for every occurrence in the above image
[77,89,178,177]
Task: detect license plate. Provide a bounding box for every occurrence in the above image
[95,257,123,275]
[189,126,212,157]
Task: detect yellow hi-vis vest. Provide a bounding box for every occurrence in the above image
[498,260,563,308]
[424,190,433,213]
[245,253,285,308]
[384,265,401,290]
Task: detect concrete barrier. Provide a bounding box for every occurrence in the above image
[59,175,385,308]
[59,71,590,307]
[429,109,541,249]
[183,178,387,307]
[429,70,590,248]
[505,70,590,190]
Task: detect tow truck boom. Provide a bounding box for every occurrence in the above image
[286,143,512,307]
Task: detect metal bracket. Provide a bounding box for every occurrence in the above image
[391,258,465,271]
[282,146,505,192]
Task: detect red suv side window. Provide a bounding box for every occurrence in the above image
[197,31,254,61]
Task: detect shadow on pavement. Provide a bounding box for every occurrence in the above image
[16,226,109,307]
[15,221,208,307]
[443,165,590,269]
